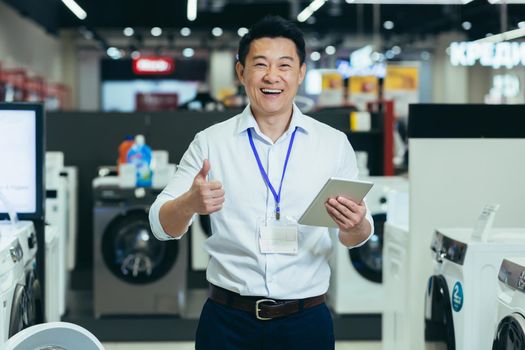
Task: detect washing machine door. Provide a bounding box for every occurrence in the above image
[348,213,386,283]
[102,209,179,284]
[9,284,28,338]
[25,269,43,326]
[424,275,455,350]
[492,313,525,350]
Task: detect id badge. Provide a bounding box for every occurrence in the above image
[257,216,298,255]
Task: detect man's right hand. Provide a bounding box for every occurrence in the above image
[187,159,225,215]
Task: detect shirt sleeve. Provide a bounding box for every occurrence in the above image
[335,132,375,249]
[149,132,208,241]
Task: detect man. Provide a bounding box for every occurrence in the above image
[149,15,373,350]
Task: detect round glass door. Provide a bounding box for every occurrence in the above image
[102,210,179,284]
[9,284,27,337]
[349,213,386,283]
[493,314,525,350]
[424,275,455,350]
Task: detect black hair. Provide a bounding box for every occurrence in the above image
[237,15,306,66]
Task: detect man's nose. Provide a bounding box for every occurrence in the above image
[263,66,280,83]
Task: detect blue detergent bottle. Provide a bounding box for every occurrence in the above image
[126,134,152,187]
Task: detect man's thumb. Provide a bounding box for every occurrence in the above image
[197,159,210,180]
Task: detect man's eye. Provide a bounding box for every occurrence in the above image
[255,63,266,67]
[280,64,291,68]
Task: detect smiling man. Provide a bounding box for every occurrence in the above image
[149,15,373,350]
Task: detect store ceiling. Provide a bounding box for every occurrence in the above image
[3,0,525,43]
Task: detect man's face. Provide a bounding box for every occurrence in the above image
[236,37,306,119]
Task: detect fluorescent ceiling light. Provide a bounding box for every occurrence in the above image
[61,0,87,20]
[187,0,197,21]
[489,0,525,3]
[297,0,326,23]
[474,27,525,43]
[344,0,473,3]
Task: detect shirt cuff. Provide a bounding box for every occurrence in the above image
[148,194,185,241]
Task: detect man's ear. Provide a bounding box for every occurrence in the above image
[298,63,306,85]
[235,61,245,85]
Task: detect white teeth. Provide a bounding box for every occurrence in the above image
[261,88,283,94]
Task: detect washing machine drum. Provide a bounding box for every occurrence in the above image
[9,284,28,338]
[25,270,43,326]
[348,213,386,283]
[424,275,455,350]
[493,313,525,350]
[102,210,179,284]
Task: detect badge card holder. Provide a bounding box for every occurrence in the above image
[257,216,298,255]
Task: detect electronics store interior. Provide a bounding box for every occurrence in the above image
[1,0,525,349]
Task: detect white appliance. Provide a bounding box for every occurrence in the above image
[492,257,525,349]
[44,225,60,322]
[424,228,525,350]
[0,233,26,345]
[45,151,69,317]
[191,215,213,271]
[0,221,41,328]
[328,176,408,314]
[62,166,78,271]
[4,322,104,350]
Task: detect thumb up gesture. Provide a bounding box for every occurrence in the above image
[188,159,225,215]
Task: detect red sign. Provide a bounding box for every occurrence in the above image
[132,57,175,75]
[135,93,179,111]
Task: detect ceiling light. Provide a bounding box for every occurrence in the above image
[488,0,525,3]
[187,0,197,21]
[151,27,162,37]
[60,0,87,20]
[180,27,191,37]
[462,21,472,31]
[385,50,395,59]
[212,27,223,37]
[123,27,134,37]
[131,51,141,59]
[342,0,474,3]
[297,0,326,23]
[518,22,525,29]
[325,45,336,55]
[310,51,321,61]
[384,21,394,30]
[183,48,195,58]
[391,45,401,55]
[107,47,122,60]
[237,27,249,37]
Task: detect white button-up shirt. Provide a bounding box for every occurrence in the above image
[149,104,373,299]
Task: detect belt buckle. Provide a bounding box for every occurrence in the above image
[255,299,277,320]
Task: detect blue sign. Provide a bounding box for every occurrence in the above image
[452,281,463,312]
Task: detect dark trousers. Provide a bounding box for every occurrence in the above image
[195,298,335,350]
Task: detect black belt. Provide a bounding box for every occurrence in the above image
[208,284,326,320]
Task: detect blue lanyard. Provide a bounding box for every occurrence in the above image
[247,127,298,220]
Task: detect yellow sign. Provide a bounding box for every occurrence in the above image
[385,66,419,91]
[349,76,379,94]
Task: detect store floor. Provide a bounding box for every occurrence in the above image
[102,341,381,349]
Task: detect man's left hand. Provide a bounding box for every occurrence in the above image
[325,196,371,246]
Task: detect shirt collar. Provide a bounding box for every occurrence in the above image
[235,103,310,136]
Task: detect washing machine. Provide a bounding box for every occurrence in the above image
[61,166,78,272]
[44,225,60,322]
[45,169,68,317]
[0,221,42,329]
[492,257,525,349]
[190,215,212,271]
[328,176,408,314]
[0,233,26,344]
[424,228,525,350]
[93,182,187,317]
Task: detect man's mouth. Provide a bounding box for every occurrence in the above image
[260,88,283,95]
